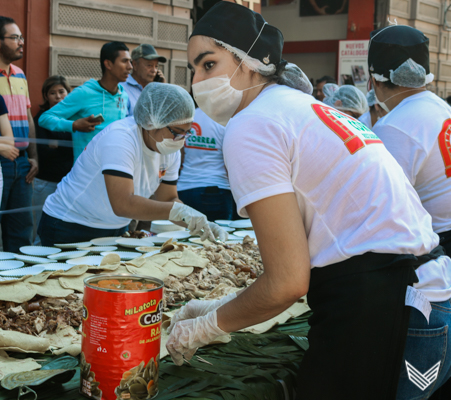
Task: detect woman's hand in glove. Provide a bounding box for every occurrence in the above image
[169,203,228,242]
[166,310,227,366]
[167,292,237,334]
[208,222,228,242]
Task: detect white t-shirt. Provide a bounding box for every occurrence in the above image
[358,110,372,129]
[177,108,230,191]
[44,116,180,229]
[223,84,451,302]
[372,91,451,234]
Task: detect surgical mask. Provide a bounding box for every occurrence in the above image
[192,23,268,127]
[193,75,266,126]
[146,130,185,155]
[374,85,425,114]
[155,138,185,155]
[375,92,390,113]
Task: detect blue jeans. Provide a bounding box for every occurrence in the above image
[178,187,235,221]
[397,300,451,399]
[32,178,58,245]
[0,155,32,252]
[38,212,128,246]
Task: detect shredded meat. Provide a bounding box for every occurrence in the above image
[162,236,263,311]
[0,293,83,335]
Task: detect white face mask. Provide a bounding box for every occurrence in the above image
[145,129,185,155]
[373,78,425,114]
[375,92,390,113]
[155,138,185,155]
[191,23,268,127]
[192,75,245,127]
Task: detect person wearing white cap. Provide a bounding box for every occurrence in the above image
[322,83,368,119]
[358,89,387,129]
[164,3,451,399]
[38,83,227,246]
[369,24,451,399]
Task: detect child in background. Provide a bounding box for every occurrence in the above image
[32,76,72,244]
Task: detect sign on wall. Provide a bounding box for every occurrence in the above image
[338,40,369,95]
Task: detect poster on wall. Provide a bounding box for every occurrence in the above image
[300,0,348,16]
[338,40,369,95]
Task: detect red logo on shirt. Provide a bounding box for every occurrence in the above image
[312,104,382,154]
[159,165,167,179]
[191,122,201,136]
[438,118,451,178]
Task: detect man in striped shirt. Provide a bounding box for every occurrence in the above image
[0,16,38,252]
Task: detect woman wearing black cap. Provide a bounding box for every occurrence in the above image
[166,3,451,399]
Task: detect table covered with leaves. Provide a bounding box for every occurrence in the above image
[0,313,311,400]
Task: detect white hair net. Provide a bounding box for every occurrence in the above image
[322,83,339,106]
[214,39,313,95]
[372,58,434,88]
[366,89,376,107]
[323,84,368,116]
[133,82,195,130]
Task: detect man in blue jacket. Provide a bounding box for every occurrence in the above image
[39,41,131,160]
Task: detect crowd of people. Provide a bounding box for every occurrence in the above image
[2,3,451,398]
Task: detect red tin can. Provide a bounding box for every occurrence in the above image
[80,274,163,400]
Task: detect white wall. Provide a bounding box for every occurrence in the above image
[283,52,336,82]
[261,0,348,42]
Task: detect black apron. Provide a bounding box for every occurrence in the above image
[295,247,444,400]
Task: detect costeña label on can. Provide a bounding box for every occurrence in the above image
[80,274,163,400]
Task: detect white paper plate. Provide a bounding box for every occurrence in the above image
[229,219,253,229]
[143,250,161,258]
[0,266,45,276]
[39,263,73,271]
[15,254,57,264]
[77,246,118,254]
[215,220,232,226]
[0,252,18,260]
[233,230,256,238]
[225,234,243,240]
[151,220,175,226]
[54,241,92,249]
[0,260,25,270]
[222,227,235,233]
[115,238,154,248]
[100,251,141,261]
[90,237,121,246]
[136,246,161,253]
[20,246,62,257]
[156,231,191,240]
[150,220,185,233]
[48,250,90,260]
[148,237,170,245]
[66,256,104,266]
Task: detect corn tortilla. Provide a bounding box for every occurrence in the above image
[0,282,36,303]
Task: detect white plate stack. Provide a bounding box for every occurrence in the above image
[150,220,185,234]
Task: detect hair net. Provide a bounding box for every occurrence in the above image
[134,82,195,130]
[366,89,376,107]
[323,84,368,115]
[322,83,339,106]
[372,58,434,88]
[214,39,313,95]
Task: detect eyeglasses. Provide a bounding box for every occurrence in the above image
[166,126,193,141]
[3,35,24,43]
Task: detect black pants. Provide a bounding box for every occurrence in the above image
[296,252,420,400]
